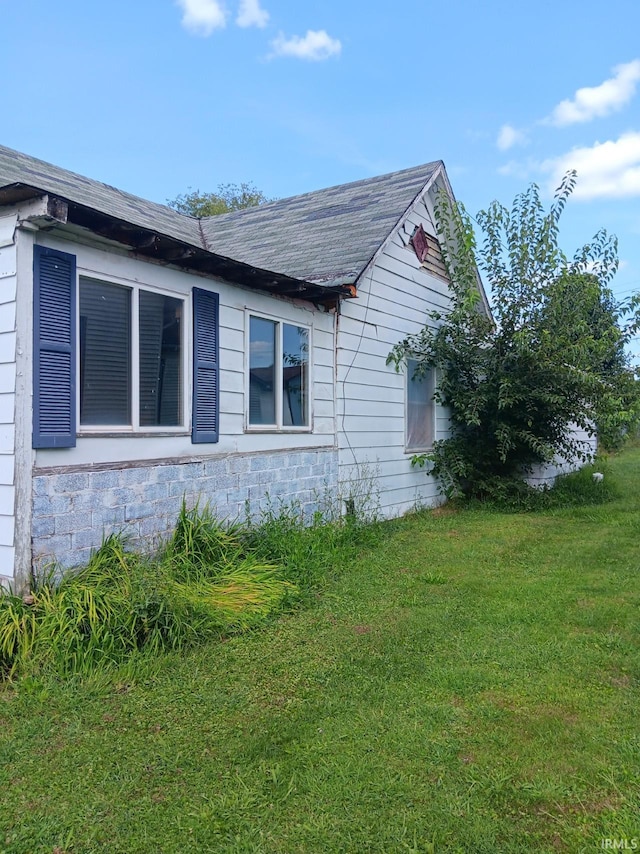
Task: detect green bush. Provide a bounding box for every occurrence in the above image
[388,179,640,503]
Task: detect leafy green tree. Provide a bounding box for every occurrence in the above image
[388,173,640,501]
[167,183,273,217]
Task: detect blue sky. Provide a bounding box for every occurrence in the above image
[2,0,640,356]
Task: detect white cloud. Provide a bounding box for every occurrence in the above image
[177,0,227,35]
[540,132,640,199]
[497,124,526,151]
[270,29,341,61]
[547,59,640,126]
[236,0,269,27]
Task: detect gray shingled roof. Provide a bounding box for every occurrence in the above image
[0,144,441,289]
[200,162,441,286]
[0,144,202,247]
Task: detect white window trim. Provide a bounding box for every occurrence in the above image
[404,359,436,453]
[244,309,313,433]
[77,274,190,435]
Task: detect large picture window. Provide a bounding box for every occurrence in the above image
[33,247,218,449]
[248,315,309,429]
[406,358,435,451]
[79,278,184,429]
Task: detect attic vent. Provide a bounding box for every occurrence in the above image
[410,224,429,263]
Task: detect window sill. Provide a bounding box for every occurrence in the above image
[245,427,313,434]
[77,431,191,439]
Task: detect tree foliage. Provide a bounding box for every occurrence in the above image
[167,183,273,217]
[388,173,640,501]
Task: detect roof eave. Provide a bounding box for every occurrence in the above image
[0,183,349,307]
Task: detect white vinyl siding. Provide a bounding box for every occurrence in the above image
[0,215,17,583]
[336,189,451,516]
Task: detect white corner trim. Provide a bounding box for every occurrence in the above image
[0,214,18,250]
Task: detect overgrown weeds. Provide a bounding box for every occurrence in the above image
[164,502,246,581]
[0,493,381,680]
[3,454,609,680]
[543,458,619,507]
[0,504,294,680]
[459,457,619,512]
[242,492,384,597]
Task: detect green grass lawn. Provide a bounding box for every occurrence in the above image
[1,451,640,853]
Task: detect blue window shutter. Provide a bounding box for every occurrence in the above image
[192,287,219,444]
[33,246,77,448]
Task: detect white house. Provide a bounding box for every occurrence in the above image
[0,145,489,590]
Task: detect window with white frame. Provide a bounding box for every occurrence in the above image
[79,278,185,429]
[248,315,310,429]
[406,357,435,451]
[32,247,218,449]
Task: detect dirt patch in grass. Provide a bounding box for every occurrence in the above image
[608,672,631,688]
[431,505,459,518]
[535,793,623,818]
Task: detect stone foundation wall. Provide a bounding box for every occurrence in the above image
[32,447,338,571]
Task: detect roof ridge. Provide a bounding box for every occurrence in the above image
[0,144,445,293]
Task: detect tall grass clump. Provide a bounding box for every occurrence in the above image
[242,485,385,597]
[0,486,388,680]
[543,458,620,508]
[164,501,246,580]
[460,458,620,512]
[0,504,294,680]
[0,592,37,678]
[161,501,295,632]
[1,535,143,677]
